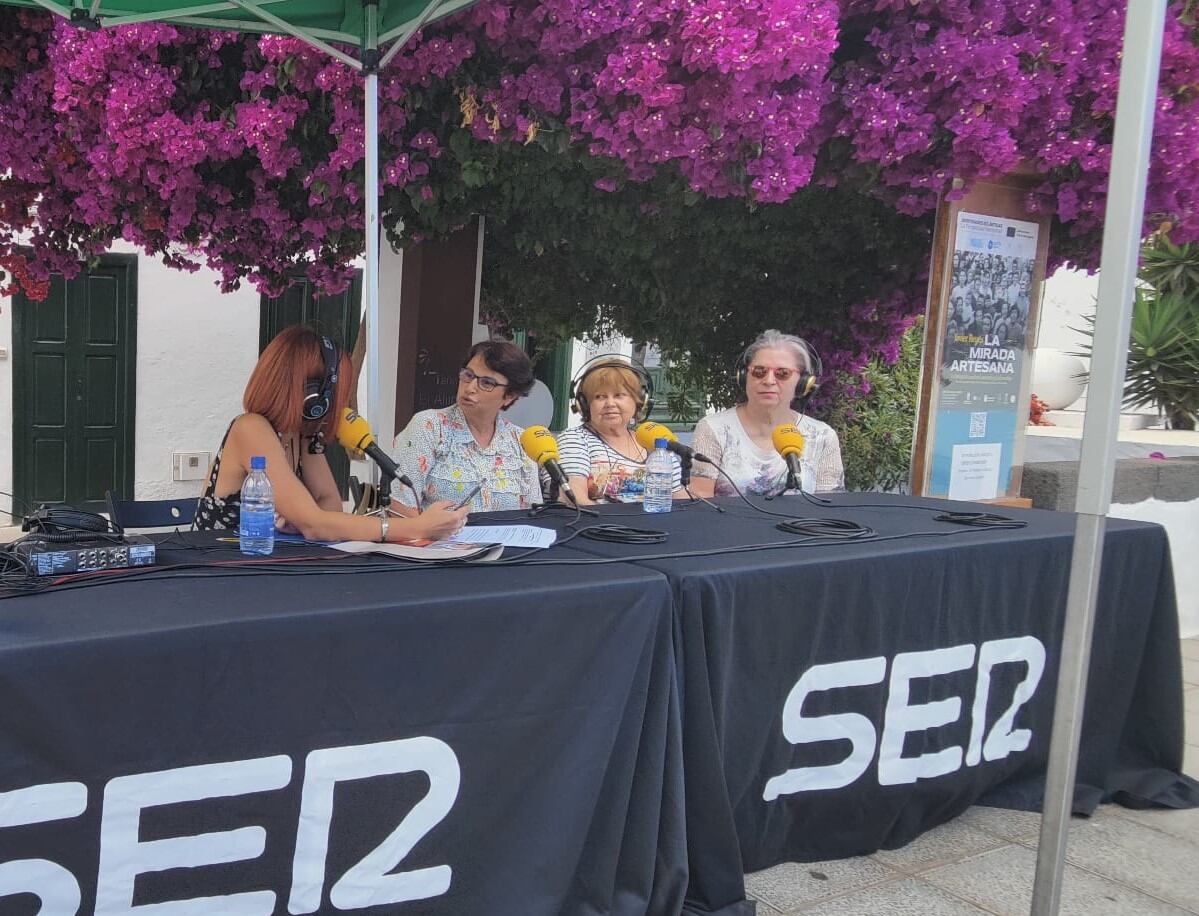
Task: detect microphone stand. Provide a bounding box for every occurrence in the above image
[529,479,599,518]
[677,454,723,512]
[764,467,801,501]
[362,468,419,525]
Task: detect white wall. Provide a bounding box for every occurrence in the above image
[1108,497,1199,639]
[1037,266,1098,354]
[0,283,14,518]
[132,243,259,499]
[0,241,260,510]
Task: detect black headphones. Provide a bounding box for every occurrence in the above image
[22,505,121,538]
[302,335,340,422]
[569,355,656,424]
[735,334,822,411]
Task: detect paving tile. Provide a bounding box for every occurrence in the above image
[1184,655,1199,688]
[790,877,992,916]
[1186,743,1199,779]
[746,887,784,915]
[956,804,1043,843]
[1186,705,1199,746]
[1186,685,1199,713]
[1180,639,1199,663]
[1107,802,1199,848]
[1042,808,1199,911]
[871,817,1006,873]
[924,844,1192,916]
[745,858,899,913]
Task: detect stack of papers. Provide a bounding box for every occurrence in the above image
[330,539,504,562]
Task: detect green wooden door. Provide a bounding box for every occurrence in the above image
[260,272,362,497]
[12,256,138,518]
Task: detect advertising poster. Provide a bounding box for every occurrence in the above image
[929,212,1038,499]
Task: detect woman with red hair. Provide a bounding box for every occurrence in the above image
[196,326,467,542]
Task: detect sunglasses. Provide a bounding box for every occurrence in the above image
[749,365,799,382]
[459,367,509,392]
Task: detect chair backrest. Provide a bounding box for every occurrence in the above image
[105,491,197,529]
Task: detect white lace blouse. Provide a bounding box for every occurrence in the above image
[690,408,845,496]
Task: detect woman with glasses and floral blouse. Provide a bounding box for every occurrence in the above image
[688,329,845,497]
[391,341,543,512]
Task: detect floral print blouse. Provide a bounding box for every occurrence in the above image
[391,404,543,512]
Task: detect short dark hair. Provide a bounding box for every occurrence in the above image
[464,340,535,404]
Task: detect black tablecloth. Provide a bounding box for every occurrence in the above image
[0,537,687,916]
[520,494,1197,916]
[3,495,1194,916]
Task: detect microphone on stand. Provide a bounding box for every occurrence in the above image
[337,410,417,510]
[633,422,713,465]
[633,424,724,511]
[520,426,578,506]
[771,424,806,492]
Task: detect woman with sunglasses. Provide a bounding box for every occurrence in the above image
[391,340,542,512]
[688,329,845,497]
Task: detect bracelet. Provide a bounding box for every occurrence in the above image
[378,516,390,543]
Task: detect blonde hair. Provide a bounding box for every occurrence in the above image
[580,365,645,411]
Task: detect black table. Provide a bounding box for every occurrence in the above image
[3,497,1193,916]
[0,537,687,916]
[516,494,1197,916]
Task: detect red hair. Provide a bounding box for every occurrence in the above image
[244,325,352,437]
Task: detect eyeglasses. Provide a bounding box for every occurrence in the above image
[749,365,798,382]
[459,367,509,392]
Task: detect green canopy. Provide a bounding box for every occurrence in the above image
[8,0,478,68]
[3,0,483,437]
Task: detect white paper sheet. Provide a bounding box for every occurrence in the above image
[448,525,557,549]
[948,442,1002,501]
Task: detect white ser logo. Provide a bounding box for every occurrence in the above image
[764,636,1045,800]
[0,736,460,915]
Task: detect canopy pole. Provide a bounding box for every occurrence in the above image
[1030,3,1167,913]
[363,0,381,481]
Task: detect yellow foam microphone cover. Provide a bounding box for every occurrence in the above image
[336,408,375,454]
[520,425,560,465]
[772,424,806,459]
[634,421,675,452]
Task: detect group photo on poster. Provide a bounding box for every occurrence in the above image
[941,247,1034,405]
[944,251,1032,350]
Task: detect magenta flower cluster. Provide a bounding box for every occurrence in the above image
[1,1,1196,375]
[830,0,1199,267]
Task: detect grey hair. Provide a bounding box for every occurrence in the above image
[742,329,819,376]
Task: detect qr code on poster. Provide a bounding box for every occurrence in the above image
[969,412,987,438]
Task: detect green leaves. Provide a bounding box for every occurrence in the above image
[1077,230,1199,429]
[1124,288,1199,428]
[822,322,924,493]
[1139,234,1199,297]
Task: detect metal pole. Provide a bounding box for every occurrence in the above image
[1030,3,1168,913]
[363,1,381,482]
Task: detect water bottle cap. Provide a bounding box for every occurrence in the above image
[250,456,266,470]
[655,438,668,449]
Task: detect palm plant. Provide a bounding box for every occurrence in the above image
[1078,231,1199,430]
[1139,233,1199,297]
[1122,287,1199,429]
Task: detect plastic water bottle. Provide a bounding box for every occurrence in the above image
[239,456,275,556]
[643,438,675,514]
